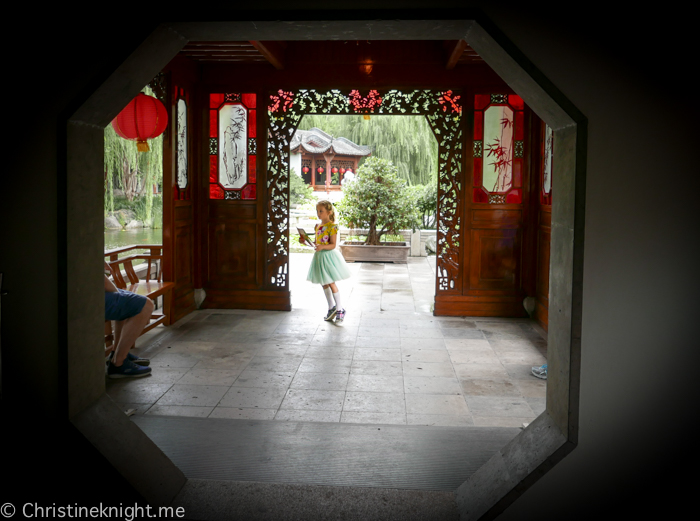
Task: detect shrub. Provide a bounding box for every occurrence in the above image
[407,183,437,229]
[336,157,421,245]
[290,167,315,206]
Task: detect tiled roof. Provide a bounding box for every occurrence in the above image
[290,128,371,157]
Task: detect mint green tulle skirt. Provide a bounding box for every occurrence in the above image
[307,249,352,285]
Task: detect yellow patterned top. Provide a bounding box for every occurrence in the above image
[314,223,338,246]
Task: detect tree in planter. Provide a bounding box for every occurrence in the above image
[336,156,421,245]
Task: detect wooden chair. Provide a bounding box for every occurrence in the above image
[104,248,174,357]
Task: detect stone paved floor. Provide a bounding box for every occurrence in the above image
[107,254,547,427]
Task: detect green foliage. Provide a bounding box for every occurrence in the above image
[115,212,127,228]
[289,168,315,206]
[336,157,421,245]
[150,196,163,229]
[298,115,438,186]
[407,183,438,229]
[111,195,133,212]
[108,194,163,227]
[133,195,162,226]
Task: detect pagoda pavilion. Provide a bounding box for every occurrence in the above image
[290,127,371,191]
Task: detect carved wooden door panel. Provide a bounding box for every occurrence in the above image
[201,92,272,308]
[161,77,196,325]
[170,86,197,322]
[460,94,530,316]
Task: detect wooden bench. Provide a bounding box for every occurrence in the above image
[104,245,174,356]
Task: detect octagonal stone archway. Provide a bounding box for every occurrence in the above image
[67,15,584,519]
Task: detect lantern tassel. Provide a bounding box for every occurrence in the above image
[137,141,150,152]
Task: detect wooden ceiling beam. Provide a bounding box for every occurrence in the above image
[249,40,287,70]
[184,41,254,47]
[445,39,469,70]
[181,51,262,57]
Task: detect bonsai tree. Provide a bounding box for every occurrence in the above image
[336,156,421,245]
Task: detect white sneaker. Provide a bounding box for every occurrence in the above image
[324,306,337,321]
[531,364,547,379]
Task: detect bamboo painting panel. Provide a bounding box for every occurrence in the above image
[219,103,248,190]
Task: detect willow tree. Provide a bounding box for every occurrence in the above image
[104,85,163,225]
[298,114,437,186]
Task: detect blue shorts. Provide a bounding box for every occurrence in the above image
[105,289,148,321]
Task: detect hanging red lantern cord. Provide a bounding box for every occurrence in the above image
[112,93,168,152]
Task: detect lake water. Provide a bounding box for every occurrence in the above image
[104,228,162,251]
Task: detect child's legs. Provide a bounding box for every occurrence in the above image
[323,282,338,293]
[323,282,343,310]
[321,284,334,308]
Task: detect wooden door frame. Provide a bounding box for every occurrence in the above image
[265,88,465,308]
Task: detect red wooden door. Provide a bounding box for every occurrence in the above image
[163,80,196,324]
[200,91,289,310]
[436,93,531,317]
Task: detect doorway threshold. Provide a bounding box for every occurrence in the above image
[132,415,519,491]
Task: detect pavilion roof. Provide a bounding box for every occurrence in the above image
[290,128,371,157]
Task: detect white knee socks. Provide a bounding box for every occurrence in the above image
[323,287,334,309]
[332,291,343,311]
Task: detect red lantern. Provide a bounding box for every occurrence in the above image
[317,167,324,173]
[302,166,309,173]
[340,168,345,174]
[112,93,169,152]
[332,167,338,174]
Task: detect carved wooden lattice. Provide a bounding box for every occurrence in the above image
[330,160,356,185]
[148,72,168,104]
[300,158,313,183]
[267,89,463,294]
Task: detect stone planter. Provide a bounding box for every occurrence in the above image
[339,241,410,263]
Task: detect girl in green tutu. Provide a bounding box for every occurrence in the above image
[303,200,351,322]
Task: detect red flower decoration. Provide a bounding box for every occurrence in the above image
[268,90,294,113]
[438,90,462,114]
[348,89,382,113]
